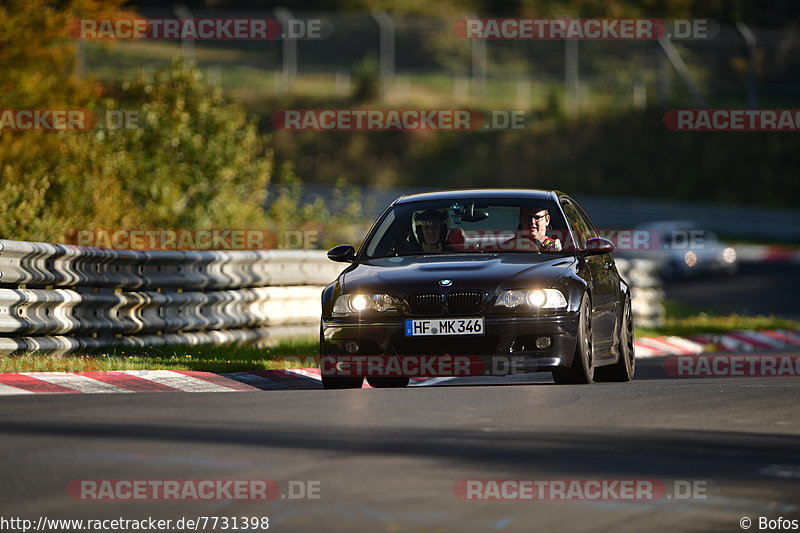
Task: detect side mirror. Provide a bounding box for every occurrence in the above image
[584,237,615,255]
[327,244,356,263]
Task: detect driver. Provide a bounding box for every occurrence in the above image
[415,209,450,253]
[519,207,562,251]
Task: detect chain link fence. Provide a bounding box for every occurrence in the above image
[81,8,800,111]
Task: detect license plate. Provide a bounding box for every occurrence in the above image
[404,318,484,336]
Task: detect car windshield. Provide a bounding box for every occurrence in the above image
[362,198,574,259]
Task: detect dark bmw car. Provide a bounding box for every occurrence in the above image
[320,189,635,388]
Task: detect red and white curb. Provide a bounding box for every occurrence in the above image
[734,245,800,264]
[0,369,452,396]
[634,329,800,357]
[1,329,797,395]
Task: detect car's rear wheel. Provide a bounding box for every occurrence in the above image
[552,294,594,385]
[594,296,635,382]
[366,377,410,388]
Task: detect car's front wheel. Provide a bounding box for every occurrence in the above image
[552,294,594,385]
[594,296,635,382]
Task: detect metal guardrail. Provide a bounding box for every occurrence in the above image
[616,258,665,329]
[0,238,663,354]
[0,240,344,289]
[0,239,346,354]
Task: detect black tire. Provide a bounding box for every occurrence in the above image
[552,294,594,385]
[367,377,410,388]
[322,375,364,389]
[595,297,635,382]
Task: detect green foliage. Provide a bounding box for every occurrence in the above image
[1,59,272,242]
[352,54,380,102]
[266,165,374,249]
[99,60,272,230]
[270,109,800,208]
[0,0,272,243]
[635,300,800,338]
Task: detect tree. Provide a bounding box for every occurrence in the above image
[0,0,272,242]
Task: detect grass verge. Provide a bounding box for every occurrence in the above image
[0,338,318,373]
[635,300,799,338]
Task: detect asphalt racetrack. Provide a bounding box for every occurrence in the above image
[664,262,800,320]
[1,355,798,533]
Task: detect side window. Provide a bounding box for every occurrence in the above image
[561,201,594,249]
[572,202,599,239]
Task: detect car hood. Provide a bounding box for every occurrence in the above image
[342,254,575,294]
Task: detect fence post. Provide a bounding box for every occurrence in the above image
[471,37,486,99]
[736,22,758,108]
[658,37,706,107]
[335,70,351,97]
[275,7,297,93]
[633,76,647,109]
[657,43,669,108]
[173,5,195,62]
[516,78,530,109]
[564,39,579,115]
[372,11,395,101]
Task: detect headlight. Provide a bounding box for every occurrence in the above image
[333,293,395,314]
[495,289,567,309]
[722,247,736,264]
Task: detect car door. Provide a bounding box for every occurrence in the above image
[561,199,619,359]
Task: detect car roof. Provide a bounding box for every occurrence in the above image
[392,189,562,205]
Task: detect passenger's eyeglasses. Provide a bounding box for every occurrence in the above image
[525,214,548,221]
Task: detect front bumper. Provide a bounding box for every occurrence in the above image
[321,313,580,376]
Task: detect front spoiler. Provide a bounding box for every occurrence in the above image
[321,314,580,376]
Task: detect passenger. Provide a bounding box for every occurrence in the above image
[518,207,562,251]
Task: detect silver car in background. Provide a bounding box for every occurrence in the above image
[619,221,738,280]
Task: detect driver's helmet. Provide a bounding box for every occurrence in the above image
[414,209,448,226]
[413,209,449,245]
